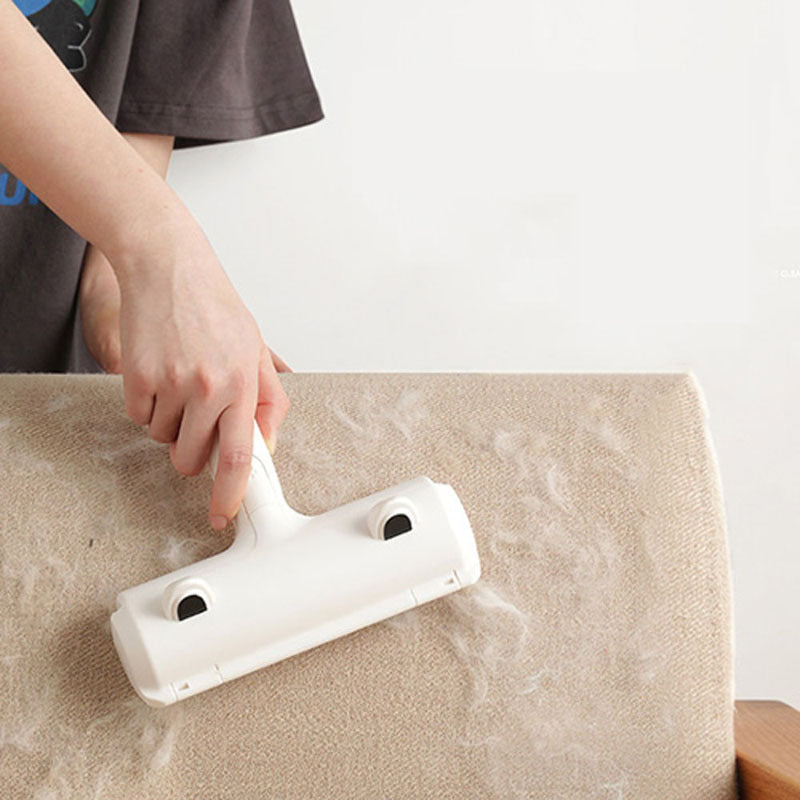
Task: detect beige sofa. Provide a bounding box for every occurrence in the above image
[0,372,796,799]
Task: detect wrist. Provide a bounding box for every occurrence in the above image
[103,189,197,291]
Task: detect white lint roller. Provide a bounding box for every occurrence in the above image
[110,423,482,706]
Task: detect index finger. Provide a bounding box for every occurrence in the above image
[208,403,254,530]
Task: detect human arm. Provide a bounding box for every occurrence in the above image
[79,133,294,378]
[0,0,290,531]
[78,132,175,376]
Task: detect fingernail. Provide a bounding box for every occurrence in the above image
[210,514,228,531]
[266,434,276,455]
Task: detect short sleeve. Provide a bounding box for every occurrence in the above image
[115,0,324,149]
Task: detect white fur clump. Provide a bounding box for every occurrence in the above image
[488,427,539,483]
[433,577,636,796]
[0,676,55,755]
[2,596,183,797]
[121,697,184,774]
[2,550,78,612]
[43,393,75,414]
[579,394,643,483]
[92,696,185,777]
[437,580,535,711]
[159,534,218,570]
[275,424,373,512]
[1,560,41,608]
[33,753,113,800]
[543,462,571,512]
[381,607,421,633]
[623,604,668,685]
[28,697,184,799]
[463,422,577,515]
[6,450,55,476]
[427,416,665,795]
[87,430,155,466]
[275,388,429,512]
[482,418,663,688]
[325,388,428,444]
[285,388,444,628]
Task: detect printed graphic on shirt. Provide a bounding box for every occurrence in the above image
[0,173,38,206]
[1,0,97,207]
[13,0,97,73]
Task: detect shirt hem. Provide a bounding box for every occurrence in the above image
[115,91,325,148]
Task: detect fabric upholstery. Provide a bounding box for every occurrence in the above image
[0,372,736,799]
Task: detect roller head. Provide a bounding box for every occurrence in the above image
[111,427,481,706]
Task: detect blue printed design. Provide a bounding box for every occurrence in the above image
[0,174,38,206]
[13,0,51,15]
[13,0,97,17]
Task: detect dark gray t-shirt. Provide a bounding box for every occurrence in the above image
[0,0,324,374]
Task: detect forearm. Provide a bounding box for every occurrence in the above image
[81,133,175,296]
[122,132,175,181]
[0,1,185,277]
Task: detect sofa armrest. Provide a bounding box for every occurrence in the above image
[736,700,800,799]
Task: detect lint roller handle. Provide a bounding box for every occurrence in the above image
[208,420,291,520]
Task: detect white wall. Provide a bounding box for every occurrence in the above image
[167,1,799,708]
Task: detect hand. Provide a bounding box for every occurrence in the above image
[80,243,123,374]
[109,214,294,531]
[80,243,294,376]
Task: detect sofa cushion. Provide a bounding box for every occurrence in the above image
[0,372,736,799]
